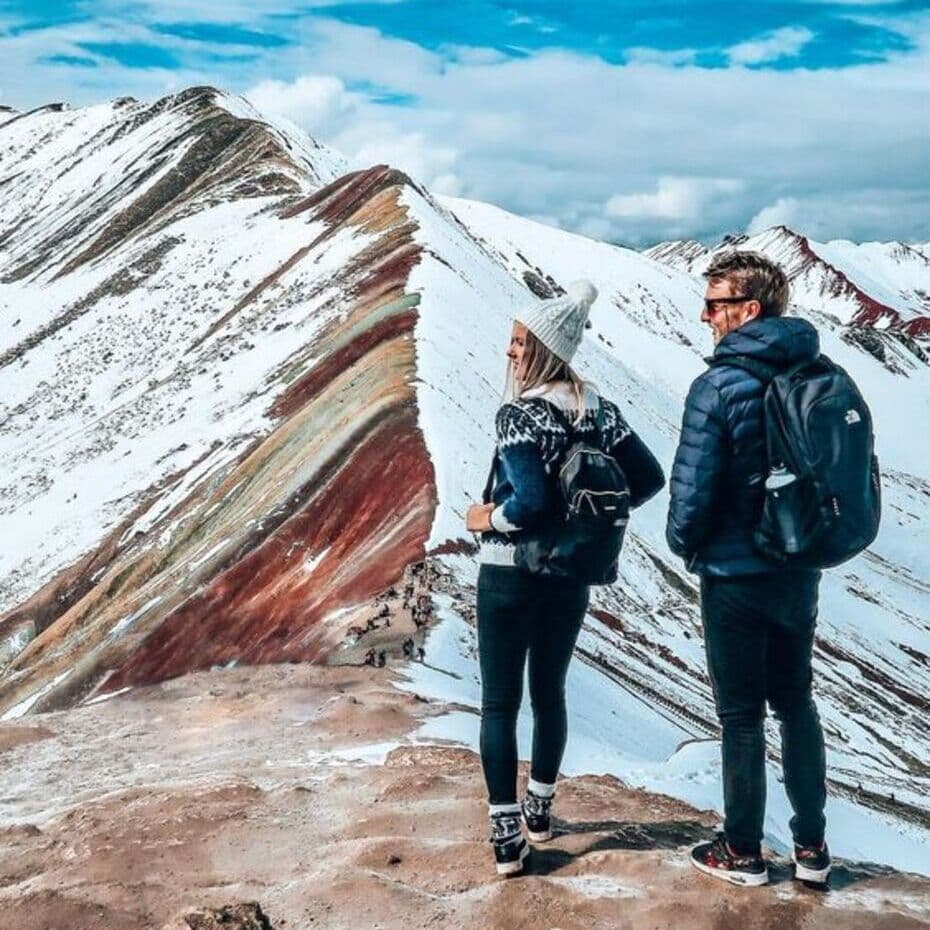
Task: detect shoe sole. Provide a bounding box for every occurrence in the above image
[496,841,530,876]
[691,856,769,887]
[523,817,552,843]
[793,857,831,885]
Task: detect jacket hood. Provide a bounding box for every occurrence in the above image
[712,316,820,368]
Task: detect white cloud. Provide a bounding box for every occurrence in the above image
[727,26,815,66]
[340,124,462,193]
[624,46,698,66]
[4,11,930,245]
[244,67,463,194]
[606,177,745,221]
[245,75,356,136]
[576,215,615,241]
[225,16,930,244]
[429,172,463,196]
[80,0,405,23]
[438,44,509,65]
[526,212,563,228]
[748,190,930,241]
[748,197,803,233]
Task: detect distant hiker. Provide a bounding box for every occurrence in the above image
[667,251,842,888]
[364,648,376,667]
[402,637,414,658]
[465,280,664,876]
[377,650,386,668]
[417,646,425,662]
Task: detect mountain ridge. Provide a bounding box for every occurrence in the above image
[1,87,928,875]
[646,224,930,339]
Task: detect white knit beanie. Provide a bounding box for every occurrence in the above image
[518,280,598,364]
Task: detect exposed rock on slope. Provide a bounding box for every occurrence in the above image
[1,664,928,930]
[0,91,435,711]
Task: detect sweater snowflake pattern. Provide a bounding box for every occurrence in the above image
[480,383,665,566]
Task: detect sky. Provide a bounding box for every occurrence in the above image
[1,1,929,247]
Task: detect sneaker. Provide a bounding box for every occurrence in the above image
[690,833,769,887]
[521,789,553,842]
[793,842,831,885]
[490,811,529,876]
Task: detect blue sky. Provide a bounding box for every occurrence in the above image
[2,0,929,244]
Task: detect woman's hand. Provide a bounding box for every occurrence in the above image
[466,502,495,533]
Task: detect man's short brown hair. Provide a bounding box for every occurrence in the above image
[703,250,789,318]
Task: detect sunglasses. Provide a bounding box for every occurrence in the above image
[703,295,750,312]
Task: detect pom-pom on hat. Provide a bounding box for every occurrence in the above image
[517,279,598,365]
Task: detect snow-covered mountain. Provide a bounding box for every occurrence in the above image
[646,226,930,339]
[1,88,928,873]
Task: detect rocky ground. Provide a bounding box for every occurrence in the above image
[1,661,928,930]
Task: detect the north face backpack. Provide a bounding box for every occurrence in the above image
[483,399,630,585]
[710,353,881,568]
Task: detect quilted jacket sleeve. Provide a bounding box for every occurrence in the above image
[488,403,555,534]
[666,374,728,563]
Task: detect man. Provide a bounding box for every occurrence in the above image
[666,251,830,887]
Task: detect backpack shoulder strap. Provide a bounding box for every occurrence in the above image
[482,449,499,505]
[483,397,597,504]
[594,396,606,435]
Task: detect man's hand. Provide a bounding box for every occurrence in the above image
[466,502,495,532]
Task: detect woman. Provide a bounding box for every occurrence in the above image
[465,280,665,876]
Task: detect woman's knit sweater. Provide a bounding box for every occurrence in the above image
[480,381,665,567]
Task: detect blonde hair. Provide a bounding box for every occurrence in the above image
[503,327,590,424]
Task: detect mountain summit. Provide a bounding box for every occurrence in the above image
[647,224,930,339]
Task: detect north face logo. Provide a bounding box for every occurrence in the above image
[845,409,862,425]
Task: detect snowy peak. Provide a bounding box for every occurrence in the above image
[648,224,930,339]
[642,239,710,273]
[0,86,347,284]
[0,100,434,708]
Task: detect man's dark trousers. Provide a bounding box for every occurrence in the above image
[700,571,827,855]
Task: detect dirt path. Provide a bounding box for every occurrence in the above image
[1,663,928,930]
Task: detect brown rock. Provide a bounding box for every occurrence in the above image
[165,902,277,930]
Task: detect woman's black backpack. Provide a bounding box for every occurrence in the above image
[483,400,630,585]
[710,353,881,568]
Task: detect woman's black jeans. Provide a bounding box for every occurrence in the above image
[477,563,590,805]
[701,572,826,855]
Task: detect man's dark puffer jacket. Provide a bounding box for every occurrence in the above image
[666,316,820,576]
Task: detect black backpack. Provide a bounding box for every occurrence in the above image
[710,353,881,568]
[483,399,630,585]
